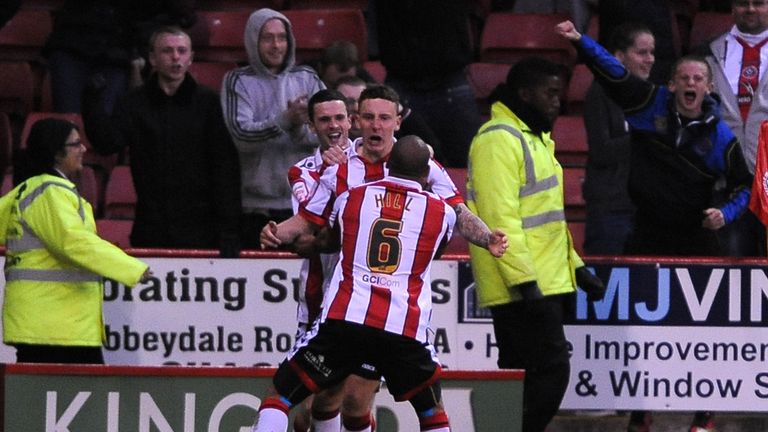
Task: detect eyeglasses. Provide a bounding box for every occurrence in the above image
[734,0,768,8]
[64,140,83,148]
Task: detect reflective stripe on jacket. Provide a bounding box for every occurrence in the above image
[467,102,583,308]
[0,174,147,346]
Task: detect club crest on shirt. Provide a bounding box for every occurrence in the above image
[292,181,309,204]
[654,115,667,134]
[742,65,759,80]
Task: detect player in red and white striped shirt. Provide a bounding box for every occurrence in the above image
[253,136,456,432]
[287,89,352,432]
[288,90,352,334]
[323,162,455,342]
[261,85,508,432]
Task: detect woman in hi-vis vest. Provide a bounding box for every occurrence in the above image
[0,118,152,364]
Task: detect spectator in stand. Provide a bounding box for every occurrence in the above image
[83,26,241,256]
[582,22,656,255]
[558,20,753,432]
[558,20,753,257]
[44,0,196,114]
[333,75,367,140]
[0,118,151,364]
[373,0,482,167]
[703,0,768,256]
[594,0,678,84]
[221,8,324,249]
[312,40,375,88]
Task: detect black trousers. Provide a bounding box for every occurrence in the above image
[490,295,571,432]
[14,344,104,364]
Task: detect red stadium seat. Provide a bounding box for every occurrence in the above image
[445,167,468,200]
[0,10,52,61]
[565,64,593,115]
[190,11,250,63]
[0,62,35,120]
[188,61,237,92]
[568,221,585,256]
[552,115,588,168]
[76,165,100,214]
[363,60,386,84]
[480,13,577,66]
[563,167,586,221]
[442,167,469,256]
[283,9,368,63]
[96,219,133,248]
[1,171,12,195]
[442,234,469,257]
[688,11,732,51]
[466,62,510,120]
[103,165,136,220]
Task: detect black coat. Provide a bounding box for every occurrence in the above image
[84,73,241,249]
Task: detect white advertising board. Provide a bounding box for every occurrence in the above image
[0,257,766,411]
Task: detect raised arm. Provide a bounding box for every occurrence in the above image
[554,20,582,42]
[555,20,657,114]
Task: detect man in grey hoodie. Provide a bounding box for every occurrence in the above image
[221,8,325,249]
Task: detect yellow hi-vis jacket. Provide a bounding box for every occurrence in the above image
[0,173,148,346]
[467,102,583,308]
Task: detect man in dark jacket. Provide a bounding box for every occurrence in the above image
[558,20,753,257]
[84,26,241,256]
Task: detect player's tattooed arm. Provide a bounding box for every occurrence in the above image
[454,203,508,258]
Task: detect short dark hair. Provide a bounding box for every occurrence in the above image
[358,84,400,110]
[333,74,367,90]
[320,40,360,71]
[607,22,654,54]
[308,89,348,121]
[149,26,190,52]
[506,57,567,96]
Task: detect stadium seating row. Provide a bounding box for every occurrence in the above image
[0,8,368,65]
[1,8,735,67]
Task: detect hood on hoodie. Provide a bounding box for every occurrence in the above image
[245,8,296,75]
